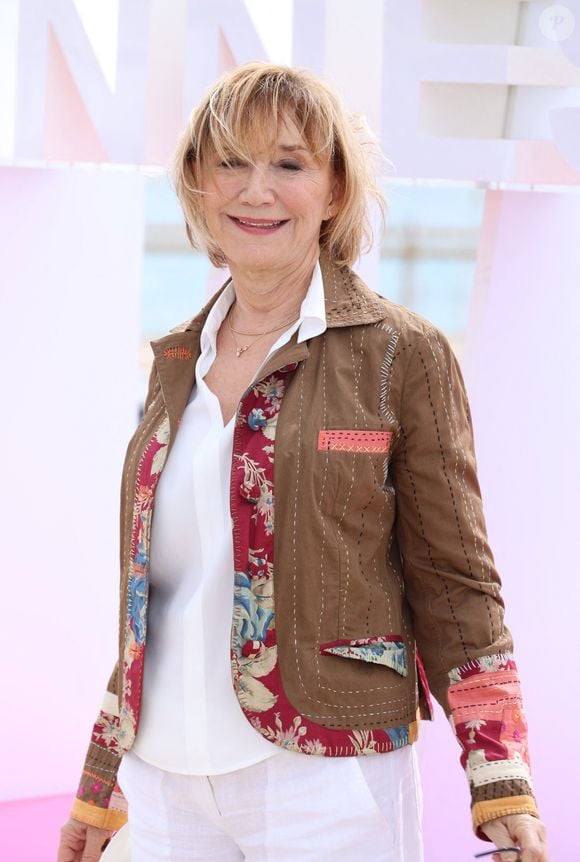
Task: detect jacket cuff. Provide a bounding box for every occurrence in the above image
[472,795,540,837]
[446,653,541,835]
[71,798,128,831]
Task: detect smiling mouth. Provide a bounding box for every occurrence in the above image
[229,216,288,232]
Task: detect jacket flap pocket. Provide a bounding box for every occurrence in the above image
[319,636,408,676]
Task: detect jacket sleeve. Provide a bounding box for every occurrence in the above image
[70,363,161,830]
[70,664,128,830]
[390,326,539,834]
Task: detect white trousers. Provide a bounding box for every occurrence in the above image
[117,745,424,862]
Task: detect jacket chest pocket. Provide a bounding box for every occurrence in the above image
[316,429,394,517]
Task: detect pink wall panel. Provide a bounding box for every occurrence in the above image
[414,189,580,860]
[460,189,580,860]
[0,794,73,861]
[0,166,144,800]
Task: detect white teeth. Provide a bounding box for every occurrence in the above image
[237,218,281,227]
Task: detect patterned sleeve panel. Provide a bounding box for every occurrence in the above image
[70,665,128,830]
[390,328,538,831]
[448,655,538,831]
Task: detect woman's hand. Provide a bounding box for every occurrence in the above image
[57,818,114,862]
[479,813,548,861]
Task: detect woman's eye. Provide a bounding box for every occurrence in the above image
[278,161,302,171]
[218,159,246,169]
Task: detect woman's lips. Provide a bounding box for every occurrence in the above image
[228,216,289,235]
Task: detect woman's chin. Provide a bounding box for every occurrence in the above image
[226,250,295,275]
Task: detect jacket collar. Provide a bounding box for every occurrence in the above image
[149,254,387,435]
[319,255,388,328]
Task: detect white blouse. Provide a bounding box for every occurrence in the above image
[132,264,326,774]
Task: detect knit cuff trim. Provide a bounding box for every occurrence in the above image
[70,798,128,831]
[472,795,539,837]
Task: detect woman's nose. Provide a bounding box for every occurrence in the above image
[238,166,275,206]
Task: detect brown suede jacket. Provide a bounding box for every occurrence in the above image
[71,256,538,834]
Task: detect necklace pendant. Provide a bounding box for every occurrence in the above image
[236,345,249,358]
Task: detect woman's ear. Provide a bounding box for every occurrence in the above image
[326,176,343,219]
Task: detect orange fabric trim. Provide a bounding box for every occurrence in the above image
[81,768,114,787]
[317,429,393,453]
[472,795,539,834]
[70,798,128,831]
[162,347,192,360]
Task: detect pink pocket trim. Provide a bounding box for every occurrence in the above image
[317,430,393,454]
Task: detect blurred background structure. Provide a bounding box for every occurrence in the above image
[1,2,580,859]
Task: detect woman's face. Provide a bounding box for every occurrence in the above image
[200,116,339,277]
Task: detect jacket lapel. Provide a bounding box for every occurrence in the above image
[149,257,387,442]
[150,331,197,446]
[149,287,224,445]
[253,334,311,381]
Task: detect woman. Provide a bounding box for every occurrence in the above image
[58,63,548,861]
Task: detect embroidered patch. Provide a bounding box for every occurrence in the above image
[320,637,408,676]
[162,347,193,360]
[448,653,516,683]
[466,751,533,788]
[500,705,529,760]
[447,657,533,792]
[91,709,123,757]
[447,669,522,718]
[317,429,393,453]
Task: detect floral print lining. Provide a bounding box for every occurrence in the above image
[319,637,408,675]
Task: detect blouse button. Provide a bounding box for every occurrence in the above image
[247,408,267,431]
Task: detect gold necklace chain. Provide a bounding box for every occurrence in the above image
[228,303,301,336]
[226,305,300,358]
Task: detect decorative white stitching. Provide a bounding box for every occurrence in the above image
[315,338,329,687]
[291,363,307,694]
[300,705,413,721]
[376,322,400,487]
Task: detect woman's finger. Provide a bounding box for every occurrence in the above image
[57,819,87,862]
[480,819,519,860]
[80,825,114,862]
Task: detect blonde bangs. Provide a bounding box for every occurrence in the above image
[170,62,387,267]
[197,67,335,168]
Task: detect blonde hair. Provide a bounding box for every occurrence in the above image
[170,62,386,267]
